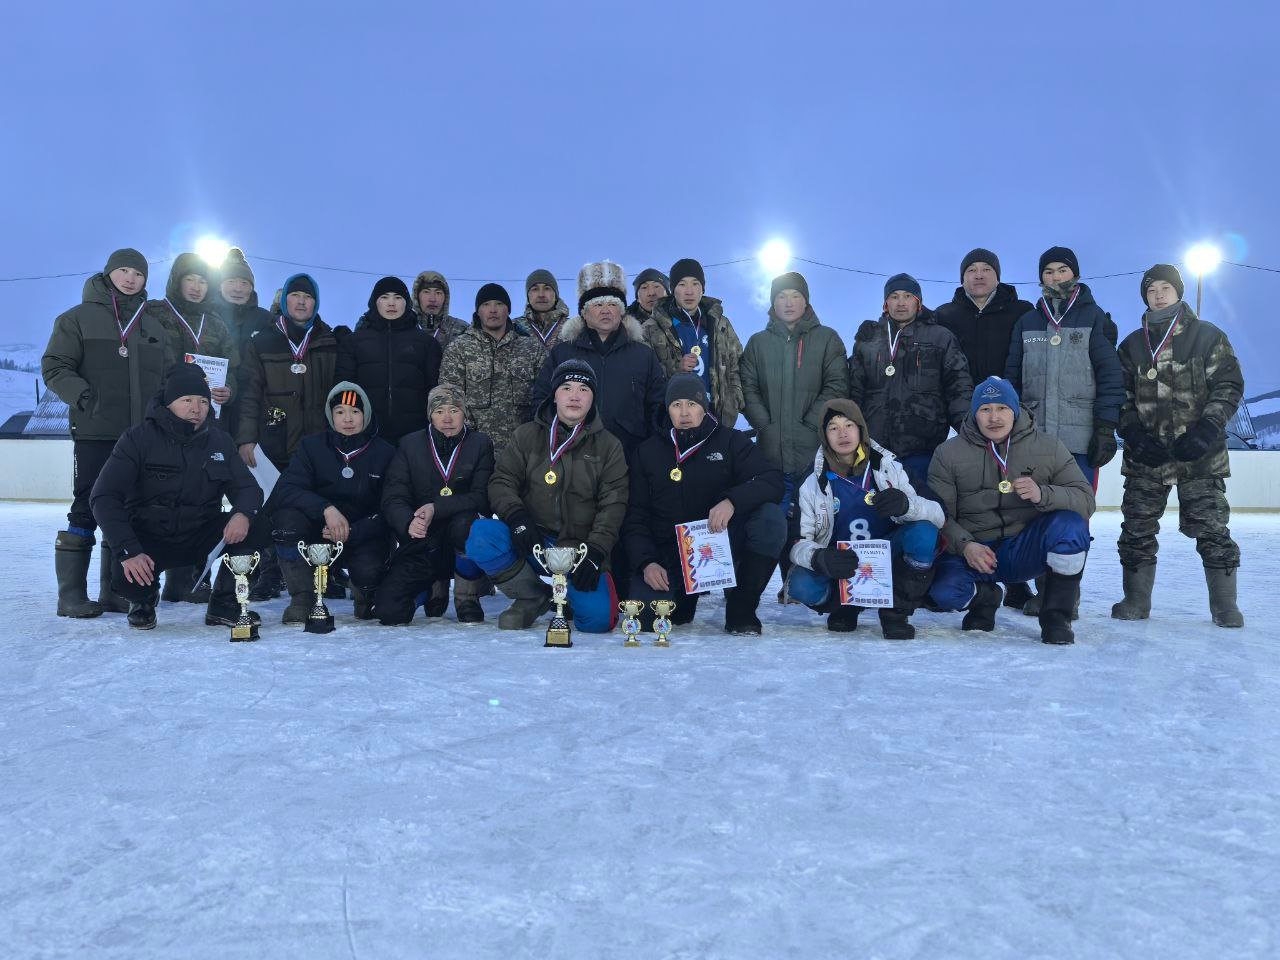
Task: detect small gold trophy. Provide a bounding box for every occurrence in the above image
[298,540,345,634]
[651,599,677,647]
[221,551,261,642]
[619,600,645,647]
[533,543,588,648]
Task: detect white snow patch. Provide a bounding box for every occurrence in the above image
[0,367,41,425]
[2,503,1277,958]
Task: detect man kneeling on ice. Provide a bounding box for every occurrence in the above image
[927,377,1095,644]
[90,364,266,630]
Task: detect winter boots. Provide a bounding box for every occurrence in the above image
[352,585,374,620]
[127,590,159,630]
[494,560,552,630]
[1024,572,1079,620]
[1038,571,1083,644]
[161,565,196,603]
[826,602,860,633]
[1204,566,1244,628]
[1111,564,1155,621]
[724,552,777,636]
[1003,581,1034,611]
[249,548,284,601]
[877,561,933,640]
[54,531,103,618]
[280,557,316,625]
[97,543,131,613]
[204,564,263,628]
[453,575,487,623]
[423,579,450,618]
[961,582,1003,632]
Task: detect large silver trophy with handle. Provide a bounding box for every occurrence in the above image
[532,542,589,648]
[298,540,344,634]
[221,551,261,642]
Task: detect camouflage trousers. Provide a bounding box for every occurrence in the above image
[1117,474,1240,570]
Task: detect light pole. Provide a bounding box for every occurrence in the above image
[1184,243,1222,315]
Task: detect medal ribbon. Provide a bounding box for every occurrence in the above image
[430,427,467,485]
[884,319,910,365]
[987,439,1011,480]
[111,295,145,352]
[531,319,560,346]
[670,416,719,467]
[1038,285,1081,337]
[165,299,205,347]
[1143,307,1181,367]
[276,316,314,363]
[337,438,373,471]
[548,419,584,468]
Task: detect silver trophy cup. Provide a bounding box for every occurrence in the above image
[221,551,261,642]
[532,543,589,648]
[298,540,345,634]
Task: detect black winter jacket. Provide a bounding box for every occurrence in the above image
[90,397,263,559]
[381,427,495,543]
[273,427,396,535]
[934,283,1036,384]
[336,312,443,443]
[624,419,784,571]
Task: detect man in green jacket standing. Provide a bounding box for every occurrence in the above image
[43,247,169,618]
[740,271,850,587]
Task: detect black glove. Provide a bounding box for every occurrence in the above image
[1172,419,1220,462]
[569,543,607,592]
[1119,426,1171,468]
[1087,421,1118,469]
[507,512,541,559]
[871,488,910,520]
[812,546,860,580]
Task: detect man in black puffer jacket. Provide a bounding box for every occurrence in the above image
[272,382,397,623]
[336,276,443,444]
[934,249,1036,384]
[624,374,786,635]
[90,363,266,630]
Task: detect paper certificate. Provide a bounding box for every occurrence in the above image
[838,539,894,608]
[675,519,737,593]
[185,352,230,414]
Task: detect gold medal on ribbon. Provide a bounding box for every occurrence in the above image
[864,492,875,506]
[544,470,557,485]
[1146,368,1158,380]
[1049,334,1062,346]
[439,486,453,497]
[690,345,701,357]
[998,479,1013,494]
[670,468,683,482]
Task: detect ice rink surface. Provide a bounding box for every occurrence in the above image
[2,502,1276,959]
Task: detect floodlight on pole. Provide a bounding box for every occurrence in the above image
[1185,243,1222,314]
[758,239,792,276]
[195,235,232,267]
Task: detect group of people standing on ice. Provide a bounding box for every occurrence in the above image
[41,242,1245,642]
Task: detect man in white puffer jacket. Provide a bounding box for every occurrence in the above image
[788,398,944,638]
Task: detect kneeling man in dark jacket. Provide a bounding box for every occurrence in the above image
[90,363,265,630]
[624,373,785,635]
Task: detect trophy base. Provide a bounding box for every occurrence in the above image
[304,613,335,634]
[545,614,572,648]
[230,620,259,642]
[623,638,641,647]
[654,638,671,648]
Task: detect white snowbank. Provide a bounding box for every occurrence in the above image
[2,503,1277,959]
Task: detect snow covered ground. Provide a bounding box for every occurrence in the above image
[0,367,41,426]
[2,502,1277,959]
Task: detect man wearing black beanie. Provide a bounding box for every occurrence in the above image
[935,247,1036,385]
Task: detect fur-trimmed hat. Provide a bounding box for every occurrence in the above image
[576,261,628,313]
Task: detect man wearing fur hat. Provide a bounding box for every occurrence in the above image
[624,373,786,635]
[466,359,629,632]
[44,247,171,619]
[271,382,397,624]
[1112,264,1245,627]
[848,272,973,493]
[516,268,570,356]
[530,261,668,464]
[439,283,544,456]
[641,258,745,427]
[89,363,266,630]
[376,383,496,625]
[928,377,1096,644]
[627,268,670,324]
[787,398,943,638]
[411,270,469,348]
[336,275,443,443]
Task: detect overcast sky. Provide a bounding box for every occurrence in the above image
[4,0,1277,393]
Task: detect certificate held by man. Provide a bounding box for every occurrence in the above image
[675,519,737,594]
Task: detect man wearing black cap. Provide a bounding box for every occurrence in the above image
[641,258,745,427]
[1112,264,1245,628]
[935,249,1036,384]
[44,247,171,619]
[439,282,543,455]
[515,268,570,356]
[335,275,443,444]
[530,261,667,464]
[627,268,669,324]
[89,363,266,630]
[466,358,629,632]
[848,272,972,492]
[624,373,786,635]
